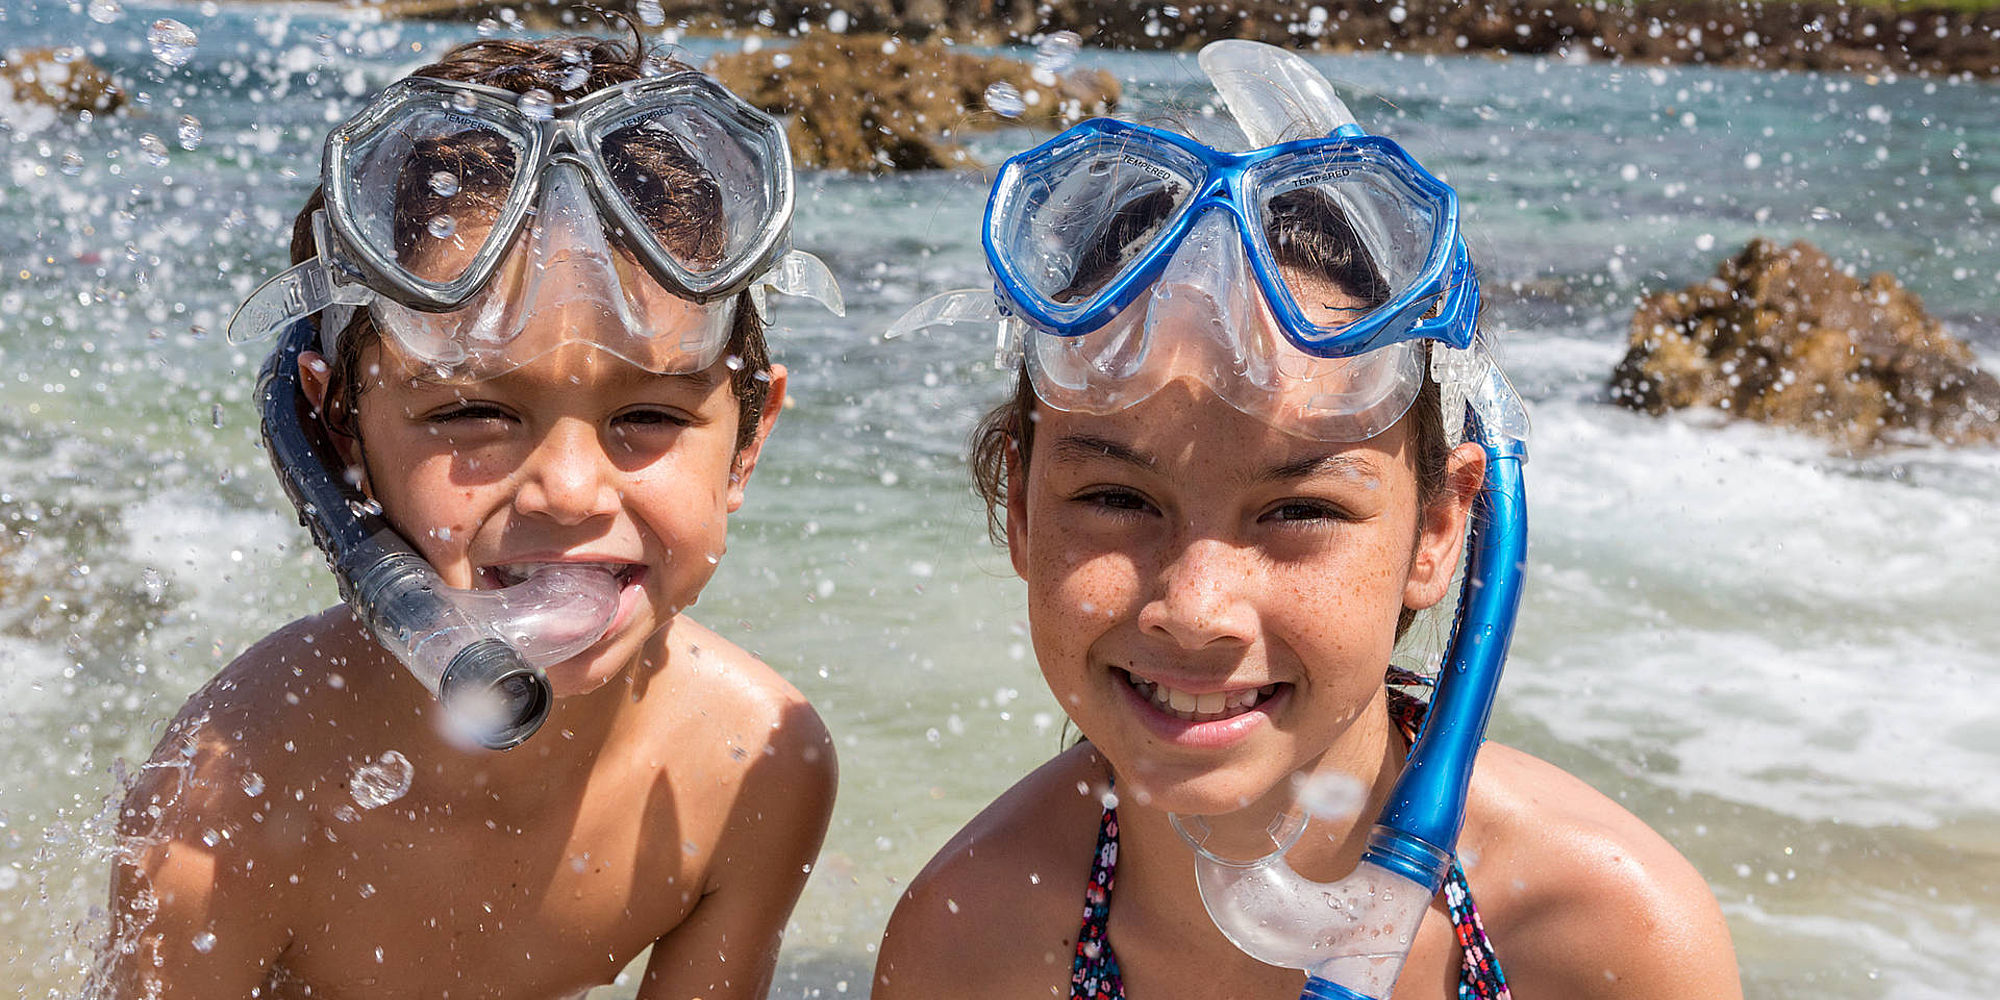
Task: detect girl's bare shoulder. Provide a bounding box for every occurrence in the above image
[873,744,1112,1000]
[1464,743,1744,998]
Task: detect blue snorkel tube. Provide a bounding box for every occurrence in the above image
[1158,42,1531,1000]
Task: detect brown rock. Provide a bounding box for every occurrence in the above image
[0,47,125,115]
[708,34,1117,173]
[1610,239,2000,449]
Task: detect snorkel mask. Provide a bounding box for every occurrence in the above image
[234,70,843,749]
[892,40,1528,999]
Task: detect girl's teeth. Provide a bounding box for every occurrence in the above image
[1130,674,1278,722]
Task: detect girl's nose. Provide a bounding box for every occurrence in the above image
[1136,535,1260,650]
[512,418,621,525]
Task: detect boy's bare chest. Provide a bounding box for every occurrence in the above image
[269,783,709,999]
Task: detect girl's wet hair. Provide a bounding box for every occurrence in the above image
[290,33,771,453]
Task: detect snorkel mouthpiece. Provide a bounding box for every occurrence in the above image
[257,320,619,749]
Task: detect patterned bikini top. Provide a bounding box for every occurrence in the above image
[1068,670,1511,1000]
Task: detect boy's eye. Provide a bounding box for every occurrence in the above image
[426,403,511,424]
[613,407,694,429]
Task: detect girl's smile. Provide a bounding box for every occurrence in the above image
[1009,379,1475,816]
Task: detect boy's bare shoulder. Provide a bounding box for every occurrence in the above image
[1466,743,1743,998]
[873,744,1110,1000]
[642,617,833,777]
[121,609,406,851]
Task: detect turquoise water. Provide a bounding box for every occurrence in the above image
[2,4,1998,996]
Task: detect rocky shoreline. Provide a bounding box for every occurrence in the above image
[382,0,2000,79]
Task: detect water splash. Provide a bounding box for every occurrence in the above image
[147,19,198,68]
[349,751,413,810]
[984,82,1026,119]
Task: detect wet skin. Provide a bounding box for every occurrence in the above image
[102,338,837,1000]
[875,382,1744,1000]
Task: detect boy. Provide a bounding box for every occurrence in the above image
[101,35,839,999]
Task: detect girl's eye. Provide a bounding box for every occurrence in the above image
[1264,499,1351,524]
[1075,487,1154,515]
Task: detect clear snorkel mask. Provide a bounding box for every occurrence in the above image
[892,40,1529,1000]
[235,72,843,749]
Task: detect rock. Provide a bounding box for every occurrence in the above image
[0,47,125,116]
[708,34,1117,173]
[1610,239,2000,449]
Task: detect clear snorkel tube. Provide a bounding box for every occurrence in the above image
[1157,42,1532,1000]
[256,319,619,750]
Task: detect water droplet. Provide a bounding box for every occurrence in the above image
[177,115,203,151]
[428,171,460,197]
[59,151,85,176]
[138,134,170,168]
[449,89,480,113]
[191,931,216,953]
[350,750,413,809]
[148,19,199,68]
[634,0,664,25]
[239,771,265,797]
[1294,770,1365,821]
[723,353,744,371]
[358,882,376,898]
[518,89,555,121]
[427,214,457,240]
[475,16,501,35]
[87,0,121,23]
[983,82,1026,118]
[1034,31,1081,74]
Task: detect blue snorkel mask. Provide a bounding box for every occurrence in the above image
[892,39,1529,1000]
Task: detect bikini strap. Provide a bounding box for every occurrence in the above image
[1069,796,1126,999]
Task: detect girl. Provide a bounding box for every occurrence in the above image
[874,41,1741,1000]
[103,34,842,999]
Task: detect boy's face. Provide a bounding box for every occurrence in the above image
[319,337,783,697]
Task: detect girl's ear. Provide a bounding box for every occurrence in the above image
[727,363,787,512]
[1405,442,1486,611]
[1004,436,1030,581]
[297,350,368,486]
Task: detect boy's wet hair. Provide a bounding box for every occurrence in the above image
[288,33,772,454]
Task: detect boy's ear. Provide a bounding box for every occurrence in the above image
[1404,442,1485,612]
[1004,437,1030,581]
[727,363,787,512]
[297,350,367,485]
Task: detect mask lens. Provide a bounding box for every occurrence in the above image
[339,98,531,287]
[593,100,780,290]
[1249,145,1445,340]
[993,131,1200,314]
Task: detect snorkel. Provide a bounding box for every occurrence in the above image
[256,318,619,750]
[1161,42,1530,1000]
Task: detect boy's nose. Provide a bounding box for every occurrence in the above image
[513,418,621,526]
[1136,535,1260,650]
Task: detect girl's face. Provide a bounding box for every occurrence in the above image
[309,337,782,698]
[1008,382,1477,816]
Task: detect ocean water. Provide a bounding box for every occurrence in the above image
[2,4,1997,996]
